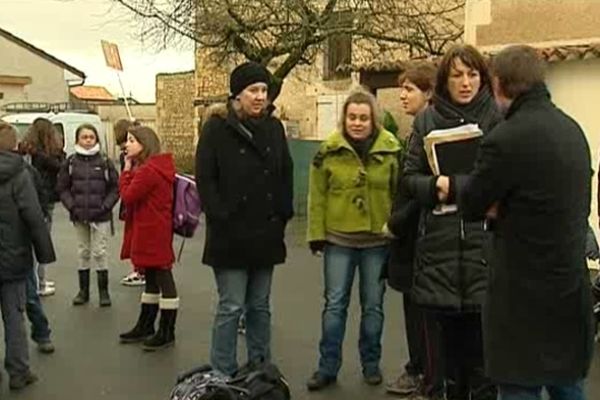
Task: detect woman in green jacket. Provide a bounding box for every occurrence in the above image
[306,89,400,390]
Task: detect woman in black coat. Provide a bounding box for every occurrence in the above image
[401,45,502,400]
[195,62,293,376]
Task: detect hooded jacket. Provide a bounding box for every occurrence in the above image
[0,151,56,281]
[119,153,176,268]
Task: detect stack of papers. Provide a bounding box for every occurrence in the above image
[424,123,483,176]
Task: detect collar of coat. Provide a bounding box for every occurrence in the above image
[505,82,551,119]
[321,129,400,156]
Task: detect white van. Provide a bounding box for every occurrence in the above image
[1,112,106,156]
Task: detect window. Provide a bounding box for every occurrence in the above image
[323,11,353,80]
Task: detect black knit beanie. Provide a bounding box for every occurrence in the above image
[229,62,270,98]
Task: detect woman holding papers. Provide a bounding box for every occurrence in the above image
[306,89,400,391]
[401,45,502,400]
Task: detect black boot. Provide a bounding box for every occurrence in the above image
[97,270,111,307]
[143,299,178,351]
[72,270,90,305]
[119,293,159,343]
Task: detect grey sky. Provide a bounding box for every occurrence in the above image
[0,0,194,101]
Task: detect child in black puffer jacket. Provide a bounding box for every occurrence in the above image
[57,124,119,307]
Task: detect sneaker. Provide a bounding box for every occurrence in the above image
[37,340,55,354]
[306,371,336,391]
[121,271,146,286]
[386,371,421,395]
[9,371,38,390]
[45,280,55,288]
[37,285,56,297]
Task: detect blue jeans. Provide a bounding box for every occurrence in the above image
[210,266,274,376]
[498,381,586,400]
[25,267,51,343]
[318,244,388,378]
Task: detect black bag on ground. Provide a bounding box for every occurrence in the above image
[170,361,290,400]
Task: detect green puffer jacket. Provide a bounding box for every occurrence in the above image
[307,129,400,241]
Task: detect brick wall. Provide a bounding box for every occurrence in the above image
[156,71,196,173]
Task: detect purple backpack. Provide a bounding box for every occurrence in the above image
[173,173,202,238]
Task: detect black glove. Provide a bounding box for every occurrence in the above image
[309,240,327,255]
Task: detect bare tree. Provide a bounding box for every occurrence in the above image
[111,0,464,93]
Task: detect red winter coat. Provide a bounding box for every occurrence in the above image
[119,153,175,269]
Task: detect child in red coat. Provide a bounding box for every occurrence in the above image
[117,126,178,351]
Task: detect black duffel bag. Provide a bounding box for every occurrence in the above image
[170,361,290,400]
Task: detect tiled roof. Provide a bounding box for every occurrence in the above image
[70,86,115,102]
[352,42,600,72]
[0,27,86,79]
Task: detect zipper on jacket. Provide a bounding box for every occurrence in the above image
[458,216,466,309]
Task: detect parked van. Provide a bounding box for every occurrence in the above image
[1,112,106,156]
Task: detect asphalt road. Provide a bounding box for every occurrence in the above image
[4,205,600,399]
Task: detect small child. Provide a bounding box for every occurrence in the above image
[56,124,119,307]
[118,126,179,351]
[0,122,56,389]
[114,119,146,287]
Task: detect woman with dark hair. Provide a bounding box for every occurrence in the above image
[56,124,119,307]
[400,45,502,400]
[20,117,65,297]
[118,126,178,351]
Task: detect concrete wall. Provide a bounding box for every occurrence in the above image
[466,0,600,48]
[546,59,600,226]
[0,35,70,107]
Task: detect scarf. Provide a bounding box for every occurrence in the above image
[74,143,100,156]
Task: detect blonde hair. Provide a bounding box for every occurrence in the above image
[338,88,382,135]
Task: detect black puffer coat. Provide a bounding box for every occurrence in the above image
[196,104,294,269]
[56,152,119,223]
[402,88,502,311]
[30,149,64,203]
[0,151,56,281]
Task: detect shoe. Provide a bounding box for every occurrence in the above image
[121,271,145,286]
[143,306,177,351]
[97,270,112,307]
[306,371,336,391]
[45,280,55,288]
[386,371,421,395]
[9,371,38,390]
[37,340,55,354]
[363,369,383,386]
[38,284,56,297]
[72,270,90,305]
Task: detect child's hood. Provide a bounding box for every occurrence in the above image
[145,153,176,182]
[0,151,25,183]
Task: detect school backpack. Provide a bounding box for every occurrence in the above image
[169,361,290,400]
[172,173,202,262]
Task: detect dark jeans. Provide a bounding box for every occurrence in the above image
[437,312,495,400]
[25,267,51,343]
[404,295,443,396]
[498,381,585,400]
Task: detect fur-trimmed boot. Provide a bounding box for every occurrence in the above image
[119,293,159,343]
[143,297,178,351]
